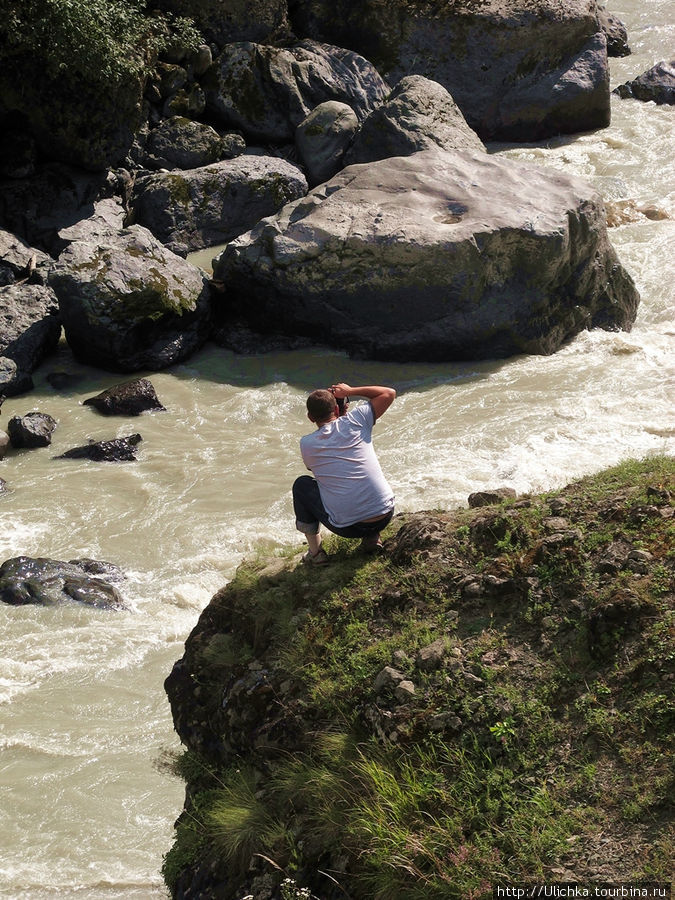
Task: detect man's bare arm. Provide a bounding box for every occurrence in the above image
[331,383,396,421]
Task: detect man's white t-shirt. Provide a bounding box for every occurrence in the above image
[300,401,394,529]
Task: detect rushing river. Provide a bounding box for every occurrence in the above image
[1,3,673,897]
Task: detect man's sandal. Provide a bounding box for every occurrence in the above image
[303,547,330,566]
[360,534,384,554]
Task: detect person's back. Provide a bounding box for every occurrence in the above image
[293,382,396,564]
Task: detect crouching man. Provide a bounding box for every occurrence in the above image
[293,382,396,565]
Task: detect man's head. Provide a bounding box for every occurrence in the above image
[306,389,337,424]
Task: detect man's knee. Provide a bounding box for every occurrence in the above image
[293,474,315,499]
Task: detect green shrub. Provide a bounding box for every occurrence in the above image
[0,0,201,86]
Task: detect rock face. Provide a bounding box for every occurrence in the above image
[83,379,165,416]
[130,156,308,253]
[289,0,610,141]
[615,60,675,104]
[213,149,640,361]
[0,556,126,608]
[295,101,359,186]
[7,412,58,448]
[0,283,62,395]
[49,225,212,372]
[55,433,143,462]
[204,39,389,143]
[345,75,485,165]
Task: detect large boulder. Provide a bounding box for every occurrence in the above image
[154,0,289,47]
[0,283,62,395]
[203,39,389,143]
[345,75,485,166]
[289,0,610,141]
[213,149,640,362]
[295,101,359,187]
[615,60,675,105]
[130,156,308,253]
[0,556,126,608]
[49,225,212,372]
[144,117,236,171]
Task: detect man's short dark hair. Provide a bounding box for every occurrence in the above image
[307,389,336,422]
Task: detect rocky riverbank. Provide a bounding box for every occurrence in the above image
[163,455,674,899]
[3,0,671,400]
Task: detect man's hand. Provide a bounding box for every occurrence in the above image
[331,383,396,421]
[331,383,352,399]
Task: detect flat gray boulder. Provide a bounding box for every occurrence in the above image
[213,149,639,361]
[130,156,307,253]
[289,0,610,141]
[615,60,675,104]
[295,101,359,186]
[204,39,389,143]
[49,225,211,372]
[0,556,126,608]
[0,283,62,395]
[345,75,485,166]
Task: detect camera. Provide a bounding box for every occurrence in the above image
[330,388,349,416]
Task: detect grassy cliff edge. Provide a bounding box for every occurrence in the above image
[163,455,674,899]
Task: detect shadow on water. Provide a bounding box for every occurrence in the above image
[29,333,515,404]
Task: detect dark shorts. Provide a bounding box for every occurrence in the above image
[292,475,393,539]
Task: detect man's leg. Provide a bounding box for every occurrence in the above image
[293,476,328,559]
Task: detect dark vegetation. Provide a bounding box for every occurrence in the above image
[0,0,200,87]
[162,455,674,898]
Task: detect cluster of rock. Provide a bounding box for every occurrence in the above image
[0,377,168,604]
[0,378,162,488]
[0,0,662,392]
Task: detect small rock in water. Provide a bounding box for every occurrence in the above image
[0,556,127,609]
[83,378,165,416]
[7,411,57,448]
[55,433,143,462]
